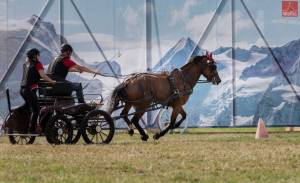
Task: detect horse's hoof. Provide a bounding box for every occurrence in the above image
[128,129,134,136]
[141,135,149,141]
[153,133,160,140]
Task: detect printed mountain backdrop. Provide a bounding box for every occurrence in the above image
[0,15,299,126]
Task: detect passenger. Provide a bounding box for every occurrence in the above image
[47,44,100,103]
[20,48,56,133]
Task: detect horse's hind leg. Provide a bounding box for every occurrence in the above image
[153,106,181,140]
[131,109,148,141]
[121,104,134,136]
[172,108,186,129]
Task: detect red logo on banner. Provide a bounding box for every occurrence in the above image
[282,0,298,17]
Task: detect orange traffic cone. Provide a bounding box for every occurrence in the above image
[255,118,269,139]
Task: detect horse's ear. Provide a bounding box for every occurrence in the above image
[205,50,214,62]
[206,50,209,56]
[209,53,213,60]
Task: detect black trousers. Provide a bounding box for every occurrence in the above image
[50,75,85,103]
[67,81,85,103]
[20,87,39,132]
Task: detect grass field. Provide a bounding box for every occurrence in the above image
[0,129,300,183]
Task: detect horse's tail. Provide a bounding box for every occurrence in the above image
[107,84,126,114]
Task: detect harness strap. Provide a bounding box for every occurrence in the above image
[167,75,178,95]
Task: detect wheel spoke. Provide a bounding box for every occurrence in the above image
[62,134,67,142]
[16,136,21,144]
[100,131,108,137]
[99,132,104,142]
[59,135,63,143]
[25,137,29,143]
[90,134,95,141]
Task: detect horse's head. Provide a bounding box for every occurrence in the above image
[201,51,221,85]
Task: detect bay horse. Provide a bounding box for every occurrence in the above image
[108,52,221,141]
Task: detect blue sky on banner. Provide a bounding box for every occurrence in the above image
[3,0,300,66]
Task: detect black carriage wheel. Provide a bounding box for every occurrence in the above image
[81,110,115,144]
[45,114,73,145]
[71,119,81,144]
[7,128,35,145]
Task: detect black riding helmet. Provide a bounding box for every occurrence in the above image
[61,43,73,53]
[26,48,40,60]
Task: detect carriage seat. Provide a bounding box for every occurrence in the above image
[38,81,73,97]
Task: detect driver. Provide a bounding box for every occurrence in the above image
[21,48,56,133]
[47,44,100,103]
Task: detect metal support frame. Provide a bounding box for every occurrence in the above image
[0,0,54,90]
[146,0,153,127]
[231,0,236,126]
[59,0,64,44]
[70,0,119,80]
[5,0,8,77]
[113,0,116,55]
[153,0,162,66]
[146,0,152,72]
[187,0,228,60]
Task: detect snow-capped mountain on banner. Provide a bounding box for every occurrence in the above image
[253,54,300,126]
[153,37,204,71]
[241,39,300,80]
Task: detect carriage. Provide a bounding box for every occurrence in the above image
[1,82,115,145]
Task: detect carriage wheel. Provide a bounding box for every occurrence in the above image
[45,114,73,144]
[71,119,81,144]
[81,110,115,144]
[157,108,182,133]
[157,108,172,131]
[5,113,35,145]
[7,128,35,145]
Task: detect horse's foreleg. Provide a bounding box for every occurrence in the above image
[121,104,134,136]
[172,108,186,129]
[153,107,180,140]
[131,110,148,141]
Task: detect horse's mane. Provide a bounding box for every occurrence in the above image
[180,55,206,70]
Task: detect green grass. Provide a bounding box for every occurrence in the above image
[0,130,300,183]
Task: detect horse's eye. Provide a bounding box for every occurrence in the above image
[210,65,217,70]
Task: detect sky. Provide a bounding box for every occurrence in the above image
[1,0,300,72]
